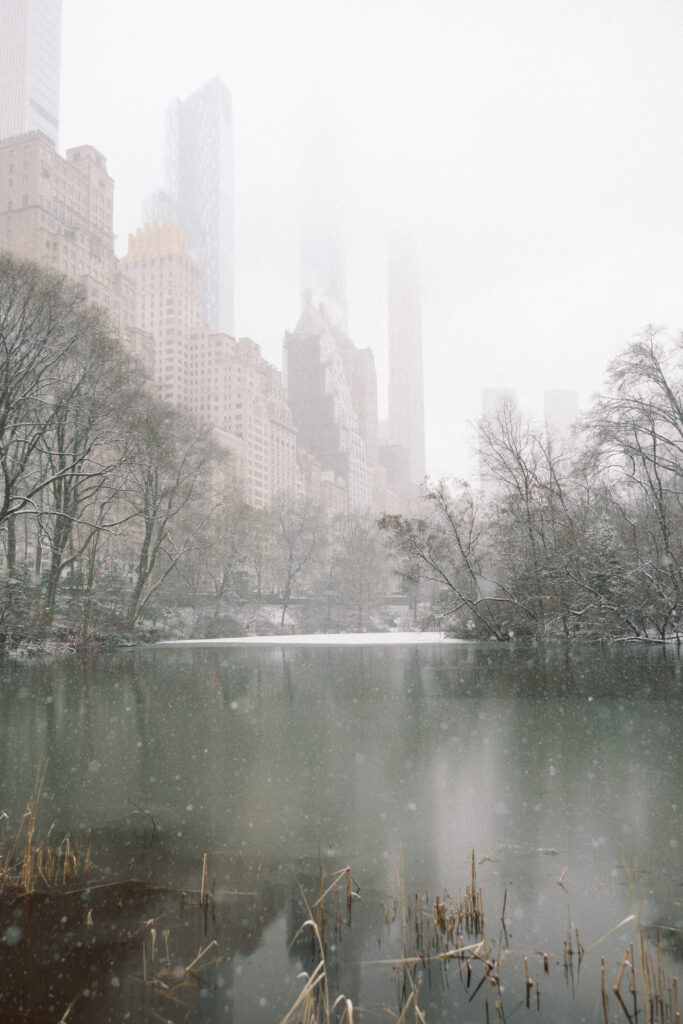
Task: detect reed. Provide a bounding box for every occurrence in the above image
[616,844,681,1024]
[140,924,220,1016]
[0,760,91,896]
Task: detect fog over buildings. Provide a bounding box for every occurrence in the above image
[4,0,683,484]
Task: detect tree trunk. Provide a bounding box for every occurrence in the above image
[6,516,15,576]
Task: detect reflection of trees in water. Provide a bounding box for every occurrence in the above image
[1,643,682,1018]
[0,865,286,1023]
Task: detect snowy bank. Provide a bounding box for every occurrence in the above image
[156,631,466,647]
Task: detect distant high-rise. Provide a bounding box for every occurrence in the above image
[162,77,234,334]
[543,389,578,442]
[481,387,516,421]
[387,234,426,484]
[479,387,517,495]
[300,125,347,329]
[284,300,374,513]
[0,0,62,144]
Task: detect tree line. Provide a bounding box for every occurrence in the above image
[3,253,680,648]
[0,255,394,648]
[381,327,683,642]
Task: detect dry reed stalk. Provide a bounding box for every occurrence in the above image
[601,957,609,1024]
[614,948,633,1020]
[630,942,639,1021]
[331,995,355,1022]
[185,940,219,975]
[614,948,630,994]
[18,759,48,893]
[656,930,664,1015]
[673,977,679,1023]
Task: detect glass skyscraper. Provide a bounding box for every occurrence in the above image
[0,0,62,144]
[164,77,235,335]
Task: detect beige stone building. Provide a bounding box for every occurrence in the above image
[121,222,202,406]
[0,130,151,367]
[187,331,297,507]
[122,222,296,508]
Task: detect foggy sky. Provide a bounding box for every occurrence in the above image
[60,0,683,479]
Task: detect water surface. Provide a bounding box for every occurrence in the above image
[0,641,681,1021]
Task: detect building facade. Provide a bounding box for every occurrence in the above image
[188,331,297,507]
[0,0,62,144]
[122,222,203,406]
[285,301,374,514]
[162,77,234,335]
[0,130,150,365]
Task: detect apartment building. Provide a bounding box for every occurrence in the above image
[187,331,297,507]
[122,222,202,406]
[0,130,151,366]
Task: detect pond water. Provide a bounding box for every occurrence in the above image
[0,639,681,1022]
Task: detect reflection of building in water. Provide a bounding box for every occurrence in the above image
[3,644,681,1018]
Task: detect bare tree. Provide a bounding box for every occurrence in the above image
[332,515,393,631]
[585,328,683,639]
[0,255,112,571]
[273,495,325,628]
[120,404,226,630]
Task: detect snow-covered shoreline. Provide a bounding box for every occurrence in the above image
[156,631,466,647]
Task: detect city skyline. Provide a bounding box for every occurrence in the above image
[34,0,683,479]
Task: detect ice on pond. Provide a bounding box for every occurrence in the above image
[157,630,465,646]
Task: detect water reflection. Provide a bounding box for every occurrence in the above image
[0,642,681,1021]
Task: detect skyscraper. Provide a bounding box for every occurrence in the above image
[387,234,426,484]
[300,124,347,329]
[0,0,62,144]
[162,77,234,335]
[284,299,374,513]
[543,389,578,442]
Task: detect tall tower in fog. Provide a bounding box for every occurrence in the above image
[387,234,426,484]
[543,389,578,442]
[300,124,347,328]
[164,77,234,334]
[0,0,62,144]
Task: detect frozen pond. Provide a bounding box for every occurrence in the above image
[157,629,464,645]
[0,640,681,1021]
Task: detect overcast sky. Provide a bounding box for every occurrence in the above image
[61,0,683,480]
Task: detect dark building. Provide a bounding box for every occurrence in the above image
[284,299,374,513]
